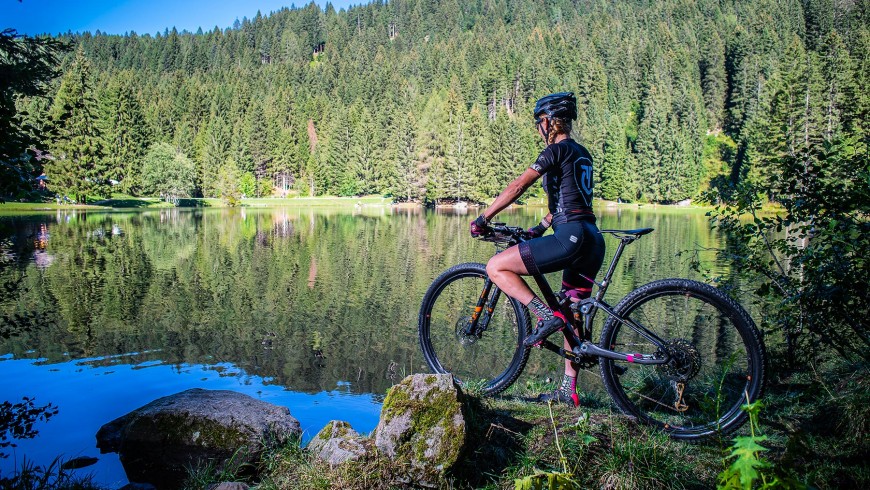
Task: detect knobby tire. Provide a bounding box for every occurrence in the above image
[418,263,531,396]
[599,279,766,441]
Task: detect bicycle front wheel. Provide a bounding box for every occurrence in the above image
[599,279,766,441]
[418,263,532,396]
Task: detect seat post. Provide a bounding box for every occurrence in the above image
[594,237,632,302]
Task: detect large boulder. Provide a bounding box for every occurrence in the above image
[374,374,466,487]
[96,388,301,488]
[307,420,368,466]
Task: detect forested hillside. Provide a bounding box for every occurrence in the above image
[12,0,870,203]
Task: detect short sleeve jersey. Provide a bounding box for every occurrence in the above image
[529,139,595,225]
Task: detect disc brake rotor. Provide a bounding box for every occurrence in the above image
[455,316,478,345]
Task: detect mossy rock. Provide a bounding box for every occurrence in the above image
[374,374,466,487]
[307,420,368,466]
[96,389,301,488]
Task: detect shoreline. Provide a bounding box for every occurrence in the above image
[0,196,741,215]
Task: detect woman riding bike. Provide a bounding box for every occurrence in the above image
[469,92,605,407]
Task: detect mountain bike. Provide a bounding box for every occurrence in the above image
[418,223,766,440]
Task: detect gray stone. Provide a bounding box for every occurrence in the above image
[374,374,466,487]
[307,420,368,466]
[96,388,301,488]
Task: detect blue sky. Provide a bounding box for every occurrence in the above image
[4,0,361,36]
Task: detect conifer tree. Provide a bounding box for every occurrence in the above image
[0,29,66,197]
[386,110,421,202]
[599,116,628,202]
[701,29,727,131]
[98,70,151,194]
[46,48,108,203]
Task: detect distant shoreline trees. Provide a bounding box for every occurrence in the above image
[3,0,866,208]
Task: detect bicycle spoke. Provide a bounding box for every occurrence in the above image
[600,280,764,439]
[419,264,530,395]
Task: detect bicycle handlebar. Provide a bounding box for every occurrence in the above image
[476,223,531,246]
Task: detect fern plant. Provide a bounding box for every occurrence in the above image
[717,396,804,490]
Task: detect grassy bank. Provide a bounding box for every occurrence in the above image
[1,195,744,214]
[0,195,396,213]
[170,362,868,490]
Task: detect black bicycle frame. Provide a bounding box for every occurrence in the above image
[476,229,671,366]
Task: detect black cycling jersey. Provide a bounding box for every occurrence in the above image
[529,139,594,225]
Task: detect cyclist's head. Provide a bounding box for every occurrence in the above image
[534,92,576,145]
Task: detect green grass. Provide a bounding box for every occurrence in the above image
[0,195,397,213]
[2,194,742,215]
[248,363,867,489]
[241,195,393,206]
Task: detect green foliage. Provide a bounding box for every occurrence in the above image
[0,29,68,199]
[238,172,256,198]
[139,142,195,204]
[0,398,58,458]
[215,159,241,206]
[711,174,870,362]
[96,69,151,194]
[718,399,805,490]
[514,471,579,490]
[45,48,108,204]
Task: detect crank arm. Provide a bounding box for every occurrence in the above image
[536,340,591,365]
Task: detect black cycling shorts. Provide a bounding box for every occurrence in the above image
[518,219,605,292]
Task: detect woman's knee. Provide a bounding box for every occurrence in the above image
[488,249,525,278]
[485,257,503,280]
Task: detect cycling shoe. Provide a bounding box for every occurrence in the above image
[536,389,580,408]
[523,316,566,346]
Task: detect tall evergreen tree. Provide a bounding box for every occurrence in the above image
[46,48,108,203]
[0,29,67,197]
[98,70,151,194]
[599,116,629,202]
[701,29,727,131]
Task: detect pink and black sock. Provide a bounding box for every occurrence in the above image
[526,296,566,323]
[561,279,593,301]
[558,374,577,396]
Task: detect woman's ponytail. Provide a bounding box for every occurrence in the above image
[547,117,572,145]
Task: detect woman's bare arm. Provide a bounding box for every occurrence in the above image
[481,168,542,221]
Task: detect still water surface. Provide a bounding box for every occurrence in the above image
[0,205,724,486]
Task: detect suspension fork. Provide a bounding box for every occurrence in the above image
[465,278,501,336]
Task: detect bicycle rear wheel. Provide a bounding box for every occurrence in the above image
[418,263,531,396]
[599,279,765,441]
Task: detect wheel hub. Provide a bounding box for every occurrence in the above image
[658,339,701,381]
[455,316,478,345]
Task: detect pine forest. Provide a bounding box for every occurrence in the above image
[4,0,869,205]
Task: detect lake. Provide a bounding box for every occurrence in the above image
[0,204,727,486]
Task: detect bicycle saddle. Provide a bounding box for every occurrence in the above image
[599,228,655,237]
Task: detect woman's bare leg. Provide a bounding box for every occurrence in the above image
[485,245,533,303]
[488,246,579,378]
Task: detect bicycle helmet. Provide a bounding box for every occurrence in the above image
[533,92,577,122]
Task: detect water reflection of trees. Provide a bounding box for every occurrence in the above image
[0,208,730,395]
